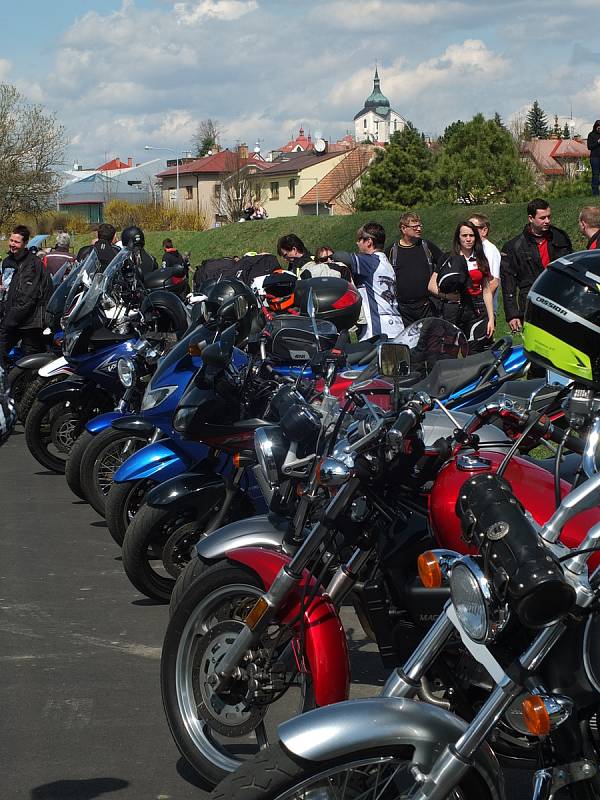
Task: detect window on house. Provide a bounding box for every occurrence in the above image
[363,119,367,129]
[127,180,142,186]
[185,185,193,200]
[270,182,279,200]
[288,178,295,198]
[213,183,221,198]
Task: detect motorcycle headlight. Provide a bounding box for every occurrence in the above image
[141,384,178,411]
[450,558,493,644]
[254,426,289,487]
[117,357,136,388]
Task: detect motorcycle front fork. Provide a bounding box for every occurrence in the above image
[380,607,567,800]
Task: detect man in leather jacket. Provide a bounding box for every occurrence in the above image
[0,225,47,363]
[76,223,120,271]
[501,198,572,332]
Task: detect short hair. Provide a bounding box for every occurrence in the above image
[12,225,30,243]
[399,212,421,229]
[579,206,600,228]
[469,213,490,230]
[315,245,334,263]
[357,222,385,250]
[55,232,70,247]
[97,223,116,242]
[277,233,307,256]
[162,238,174,248]
[527,198,550,218]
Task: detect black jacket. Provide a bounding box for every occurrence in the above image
[162,248,185,268]
[76,239,121,271]
[587,121,600,159]
[501,225,572,321]
[1,249,45,330]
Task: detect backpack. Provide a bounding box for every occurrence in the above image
[390,240,435,276]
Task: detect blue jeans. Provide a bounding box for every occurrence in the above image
[591,157,600,196]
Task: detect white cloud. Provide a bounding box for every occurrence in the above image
[315,1,468,27]
[173,0,258,24]
[0,58,11,80]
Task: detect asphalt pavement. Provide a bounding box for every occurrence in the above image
[1,429,531,800]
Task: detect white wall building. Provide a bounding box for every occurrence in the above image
[354,68,407,144]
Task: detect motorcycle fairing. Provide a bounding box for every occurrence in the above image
[38,356,73,378]
[146,472,226,509]
[112,438,208,483]
[228,547,350,707]
[277,697,503,800]
[35,376,86,404]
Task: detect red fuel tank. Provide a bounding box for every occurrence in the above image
[429,451,600,569]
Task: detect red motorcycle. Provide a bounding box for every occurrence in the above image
[160,368,596,786]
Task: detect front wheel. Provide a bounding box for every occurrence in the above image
[211,741,493,800]
[161,562,315,788]
[80,428,149,517]
[65,430,95,500]
[24,397,82,473]
[105,478,156,546]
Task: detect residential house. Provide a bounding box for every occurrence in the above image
[296,146,376,216]
[521,137,590,181]
[58,157,167,223]
[155,146,267,225]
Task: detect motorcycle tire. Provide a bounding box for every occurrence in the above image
[8,368,33,422]
[105,478,156,547]
[169,555,209,617]
[80,428,149,518]
[161,561,315,787]
[65,430,95,500]
[24,396,82,473]
[211,741,493,800]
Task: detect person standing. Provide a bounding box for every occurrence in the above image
[579,206,600,249]
[429,221,494,352]
[501,198,572,333]
[0,225,48,363]
[332,222,403,340]
[76,223,120,271]
[587,120,600,197]
[161,238,186,269]
[468,214,500,310]
[388,212,442,325]
[42,232,76,276]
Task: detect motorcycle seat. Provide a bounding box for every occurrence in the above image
[411,350,495,400]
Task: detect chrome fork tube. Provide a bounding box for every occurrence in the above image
[381,605,455,699]
[325,548,373,607]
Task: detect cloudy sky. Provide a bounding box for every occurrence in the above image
[4,0,600,168]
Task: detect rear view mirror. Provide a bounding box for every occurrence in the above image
[378,343,410,379]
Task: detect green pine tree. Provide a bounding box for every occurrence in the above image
[552,114,562,138]
[432,113,536,204]
[493,112,505,129]
[525,100,549,139]
[355,123,436,210]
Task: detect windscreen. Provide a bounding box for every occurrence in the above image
[67,248,131,325]
[46,249,101,317]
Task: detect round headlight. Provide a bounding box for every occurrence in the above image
[254,426,288,487]
[117,357,136,388]
[450,559,491,643]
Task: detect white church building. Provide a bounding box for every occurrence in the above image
[354,68,407,144]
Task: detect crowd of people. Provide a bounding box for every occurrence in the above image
[2,196,600,366]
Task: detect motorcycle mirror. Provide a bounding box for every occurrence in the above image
[378,343,410,379]
[201,323,237,367]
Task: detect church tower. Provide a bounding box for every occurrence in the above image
[354,68,407,143]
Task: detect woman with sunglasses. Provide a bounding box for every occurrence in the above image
[428,220,495,352]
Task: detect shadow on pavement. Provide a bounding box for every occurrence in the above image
[176,757,213,791]
[30,777,128,799]
[90,521,108,528]
[131,598,165,607]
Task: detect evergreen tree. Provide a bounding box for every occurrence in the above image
[355,123,436,210]
[493,112,505,129]
[563,122,571,139]
[432,113,536,204]
[524,100,549,139]
[552,115,562,138]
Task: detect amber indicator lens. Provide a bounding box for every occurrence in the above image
[418,551,443,589]
[522,695,551,737]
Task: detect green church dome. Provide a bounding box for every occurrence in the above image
[354,68,391,120]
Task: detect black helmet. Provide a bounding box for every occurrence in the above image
[262,271,297,312]
[140,290,189,338]
[523,250,600,387]
[121,225,145,250]
[205,278,258,343]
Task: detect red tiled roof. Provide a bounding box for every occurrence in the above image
[279,126,312,153]
[521,137,589,176]
[297,147,374,205]
[97,158,130,171]
[156,150,266,178]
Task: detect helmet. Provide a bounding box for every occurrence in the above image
[140,290,189,338]
[523,250,600,387]
[121,225,145,250]
[262,271,297,313]
[205,278,258,343]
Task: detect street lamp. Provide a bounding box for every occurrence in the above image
[145,144,180,205]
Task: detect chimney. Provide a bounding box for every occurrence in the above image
[127,157,133,167]
[238,142,249,159]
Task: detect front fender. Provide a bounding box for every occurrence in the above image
[111,414,156,437]
[11,353,55,374]
[113,439,197,483]
[146,472,225,508]
[230,547,349,707]
[279,697,503,800]
[36,377,86,405]
[86,410,129,435]
[195,514,288,560]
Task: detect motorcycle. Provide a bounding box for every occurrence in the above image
[212,415,600,800]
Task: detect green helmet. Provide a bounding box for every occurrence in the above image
[523,250,600,386]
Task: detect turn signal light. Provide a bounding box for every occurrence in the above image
[244,597,269,630]
[233,452,241,468]
[418,551,443,589]
[522,695,551,737]
[188,339,207,356]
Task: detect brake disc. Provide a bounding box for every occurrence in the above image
[162,522,200,578]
